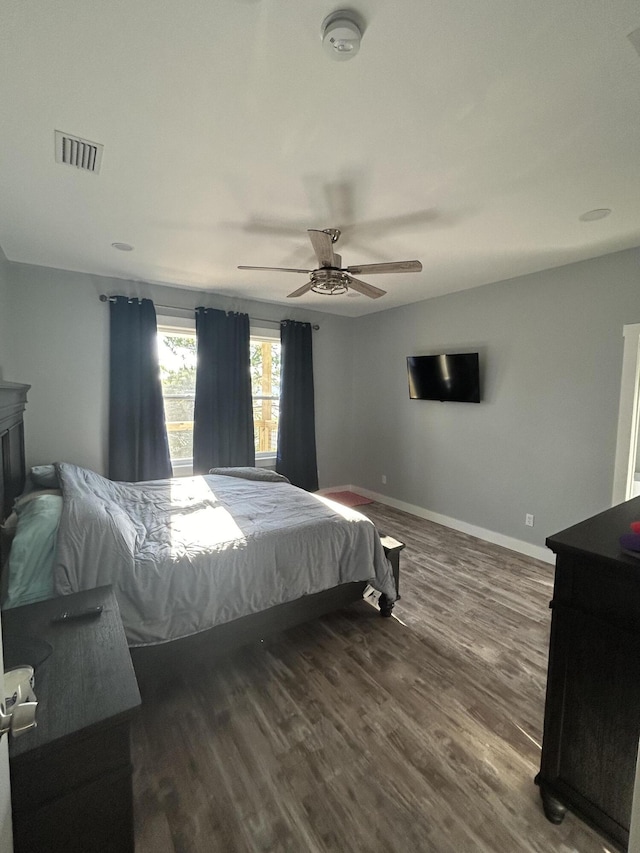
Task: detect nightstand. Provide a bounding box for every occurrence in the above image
[2,586,141,853]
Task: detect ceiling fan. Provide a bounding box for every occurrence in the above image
[238,228,422,299]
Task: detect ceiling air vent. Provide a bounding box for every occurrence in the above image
[54,130,104,173]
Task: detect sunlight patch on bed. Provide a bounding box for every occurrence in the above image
[169,504,246,554]
[169,479,246,555]
[169,476,221,508]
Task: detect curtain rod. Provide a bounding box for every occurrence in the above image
[99,294,319,329]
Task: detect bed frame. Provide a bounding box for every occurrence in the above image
[0,381,400,678]
[0,382,30,521]
[0,381,30,575]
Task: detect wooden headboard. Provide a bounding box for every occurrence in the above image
[0,381,30,524]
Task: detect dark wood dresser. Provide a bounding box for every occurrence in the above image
[3,585,141,853]
[537,496,640,851]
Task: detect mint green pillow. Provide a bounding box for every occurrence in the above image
[4,495,62,608]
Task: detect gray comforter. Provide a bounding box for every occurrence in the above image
[53,464,396,646]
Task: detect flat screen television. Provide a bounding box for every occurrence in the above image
[407,352,480,402]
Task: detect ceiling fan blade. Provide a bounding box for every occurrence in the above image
[238,266,311,274]
[346,260,422,275]
[346,277,386,299]
[287,281,315,298]
[308,230,335,267]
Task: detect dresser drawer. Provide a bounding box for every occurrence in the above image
[12,764,135,853]
[10,721,132,812]
[553,553,640,633]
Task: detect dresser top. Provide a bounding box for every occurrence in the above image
[3,586,141,759]
[546,495,640,567]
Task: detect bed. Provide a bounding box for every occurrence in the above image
[0,381,400,666]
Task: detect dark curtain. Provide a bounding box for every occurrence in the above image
[276,320,319,491]
[193,308,255,473]
[108,296,172,482]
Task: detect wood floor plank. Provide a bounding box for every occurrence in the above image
[132,502,609,852]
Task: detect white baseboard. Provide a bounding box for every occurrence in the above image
[317,485,353,495]
[318,484,553,564]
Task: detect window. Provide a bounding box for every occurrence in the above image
[157,319,281,473]
[251,334,281,458]
[157,324,197,471]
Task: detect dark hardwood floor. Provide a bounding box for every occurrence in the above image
[131,502,608,852]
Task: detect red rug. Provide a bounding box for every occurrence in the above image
[322,490,373,508]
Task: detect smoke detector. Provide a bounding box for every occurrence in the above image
[321,11,362,61]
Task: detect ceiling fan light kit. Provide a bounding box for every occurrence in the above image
[238,228,422,300]
[321,11,361,61]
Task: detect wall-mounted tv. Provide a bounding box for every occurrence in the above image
[407,352,481,403]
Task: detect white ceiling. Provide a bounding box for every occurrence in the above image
[1,0,640,317]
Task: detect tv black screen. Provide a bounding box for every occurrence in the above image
[407,352,480,402]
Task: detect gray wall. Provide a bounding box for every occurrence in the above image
[350,248,640,548]
[8,265,110,471]
[5,262,355,487]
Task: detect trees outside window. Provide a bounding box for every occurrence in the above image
[158,331,197,462]
[251,338,281,455]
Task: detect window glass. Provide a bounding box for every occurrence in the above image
[251,337,281,455]
[158,330,197,462]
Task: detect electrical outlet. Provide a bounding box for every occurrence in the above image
[525,513,535,527]
[381,474,387,485]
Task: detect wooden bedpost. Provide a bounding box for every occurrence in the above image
[379,534,404,617]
